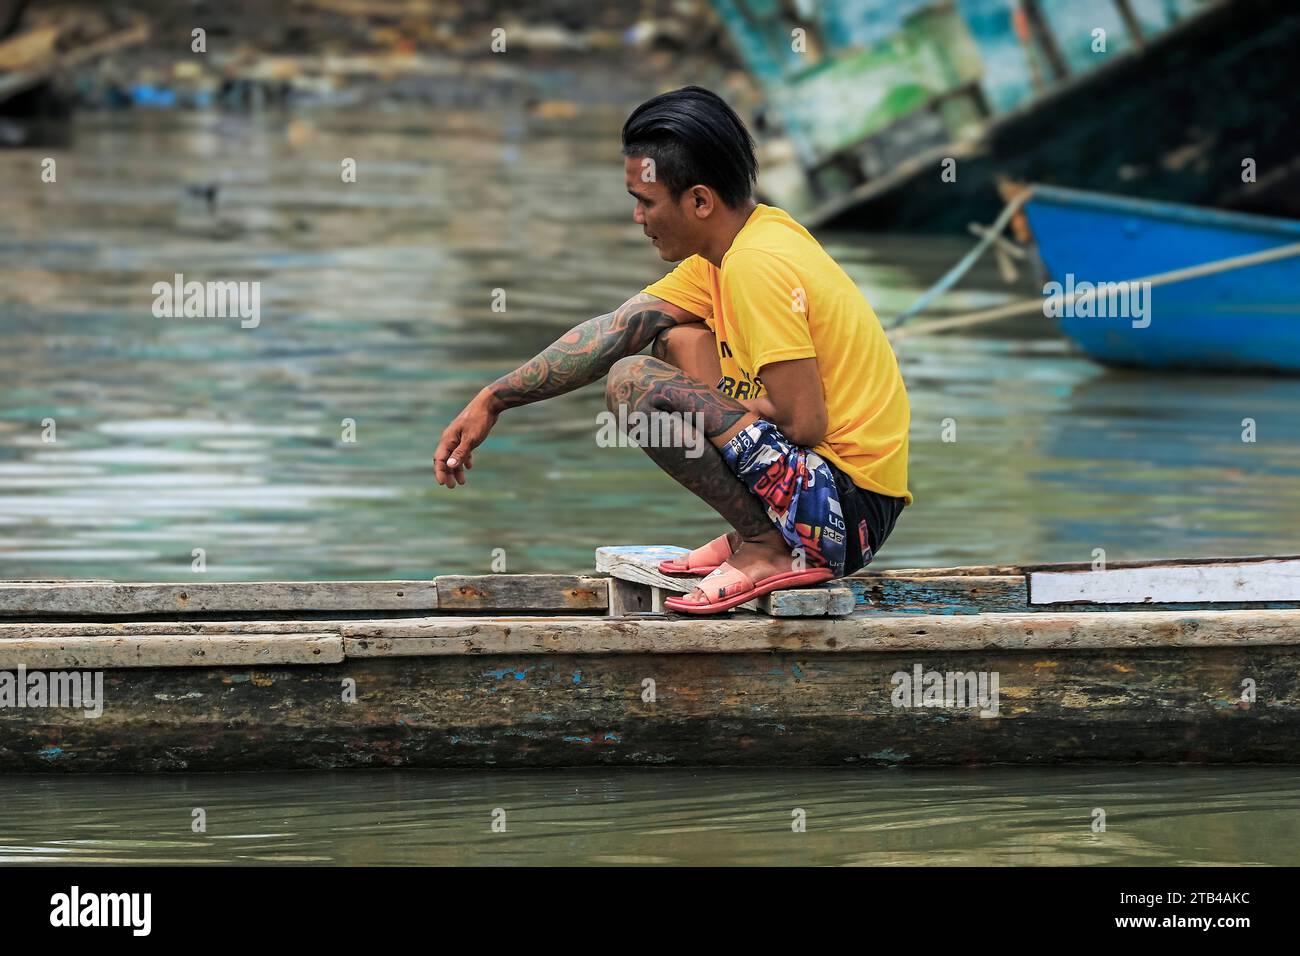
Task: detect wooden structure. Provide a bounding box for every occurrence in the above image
[2,552,1300,771]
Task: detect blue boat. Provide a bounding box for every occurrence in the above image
[1022,185,1300,373]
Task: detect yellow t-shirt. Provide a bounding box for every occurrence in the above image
[642,204,911,504]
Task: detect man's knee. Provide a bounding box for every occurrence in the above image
[608,353,651,383]
[605,354,654,408]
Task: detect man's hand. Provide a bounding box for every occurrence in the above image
[434,388,502,488]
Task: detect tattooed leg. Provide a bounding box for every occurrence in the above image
[604,355,794,582]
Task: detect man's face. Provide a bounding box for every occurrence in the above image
[625,155,698,262]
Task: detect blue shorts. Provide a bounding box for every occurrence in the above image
[719,420,905,578]
[719,420,849,576]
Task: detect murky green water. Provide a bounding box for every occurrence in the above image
[3,767,1299,866]
[2,105,1299,865]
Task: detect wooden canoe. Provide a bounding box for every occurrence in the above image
[2,553,1300,771]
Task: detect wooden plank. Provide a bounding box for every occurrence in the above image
[434,575,608,611]
[607,579,660,616]
[11,605,1300,654]
[849,575,1028,613]
[0,620,352,639]
[0,633,342,669]
[849,574,1300,614]
[341,608,1300,656]
[756,585,855,617]
[864,564,1026,577]
[863,554,1300,578]
[0,581,438,617]
[1021,553,1300,573]
[596,546,694,591]
[1030,558,1300,605]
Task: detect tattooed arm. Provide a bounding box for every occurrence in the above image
[487,293,698,410]
[434,293,702,488]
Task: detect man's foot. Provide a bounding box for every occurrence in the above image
[664,552,835,615]
[658,532,736,576]
[676,537,810,603]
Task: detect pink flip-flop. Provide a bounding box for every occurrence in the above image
[664,562,835,615]
[658,533,734,576]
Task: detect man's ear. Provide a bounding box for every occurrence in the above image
[689,185,714,218]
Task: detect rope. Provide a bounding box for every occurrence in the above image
[887,239,1300,342]
[884,188,1035,330]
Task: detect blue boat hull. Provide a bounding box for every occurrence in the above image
[1023,186,1300,373]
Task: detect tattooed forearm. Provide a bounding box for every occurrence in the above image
[488,294,678,410]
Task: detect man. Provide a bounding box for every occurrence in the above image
[434,86,910,614]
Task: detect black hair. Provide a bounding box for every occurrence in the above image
[621,86,757,209]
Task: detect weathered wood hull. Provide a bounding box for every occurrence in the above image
[4,560,1300,771]
[5,642,1297,771]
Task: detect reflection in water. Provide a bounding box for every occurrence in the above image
[2,767,1298,866]
[2,107,1298,866]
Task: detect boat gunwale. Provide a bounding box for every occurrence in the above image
[5,607,1300,666]
[1024,182,1300,238]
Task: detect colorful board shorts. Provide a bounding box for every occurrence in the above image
[719,419,850,576]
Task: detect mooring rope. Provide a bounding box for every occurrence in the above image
[884,188,1036,330]
[887,234,1300,342]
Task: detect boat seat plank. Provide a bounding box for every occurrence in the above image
[434,575,608,611]
[851,575,1028,613]
[0,633,342,669]
[0,581,439,617]
[1030,558,1300,605]
[341,607,1300,656]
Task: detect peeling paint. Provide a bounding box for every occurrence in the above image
[484,667,529,681]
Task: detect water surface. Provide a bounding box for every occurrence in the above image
[3,767,1297,866]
